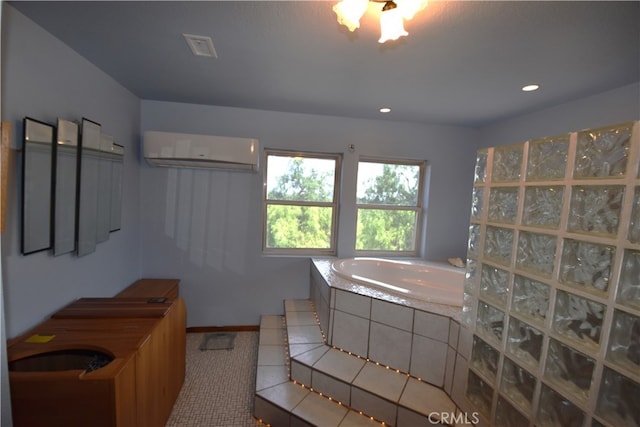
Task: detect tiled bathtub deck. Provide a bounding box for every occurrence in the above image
[254,299,461,426]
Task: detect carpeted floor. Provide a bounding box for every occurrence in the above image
[166,332,263,427]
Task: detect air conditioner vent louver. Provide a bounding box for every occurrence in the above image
[143,131,259,172]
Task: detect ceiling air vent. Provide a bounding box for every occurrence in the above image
[183,34,218,58]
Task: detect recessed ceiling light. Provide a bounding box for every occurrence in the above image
[183,34,218,58]
[522,84,540,92]
[379,108,391,113]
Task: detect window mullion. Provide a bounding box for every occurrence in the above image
[267,199,335,208]
[356,204,419,210]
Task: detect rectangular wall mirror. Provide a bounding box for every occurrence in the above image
[96,133,113,243]
[21,117,54,255]
[53,119,78,256]
[77,118,101,257]
[109,144,124,232]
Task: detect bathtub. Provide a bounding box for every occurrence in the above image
[331,257,465,307]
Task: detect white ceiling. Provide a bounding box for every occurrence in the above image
[9,1,640,127]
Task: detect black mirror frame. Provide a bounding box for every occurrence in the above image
[21,117,55,255]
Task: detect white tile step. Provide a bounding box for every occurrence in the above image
[282,300,459,426]
[254,314,381,427]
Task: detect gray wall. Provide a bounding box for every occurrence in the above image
[478,82,640,148]
[0,5,142,339]
[140,101,478,327]
[139,82,640,329]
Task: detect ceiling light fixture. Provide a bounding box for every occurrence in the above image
[333,0,428,43]
[522,84,540,92]
[379,107,391,113]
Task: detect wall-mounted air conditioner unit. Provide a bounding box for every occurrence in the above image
[143,131,260,171]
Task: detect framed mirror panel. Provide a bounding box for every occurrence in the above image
[21,117,54,255]
[77,118,101,257]
[53,119,78,256]
[109,144,124,232]
[96,133,113,243]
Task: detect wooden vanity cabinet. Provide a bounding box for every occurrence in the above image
[7,317,159,427]
[52,297,172,319]
[115,277,186,407]
[7,279,186,427]
[10,353,138,427]
[114,278,186,412]
[116,278,180,300]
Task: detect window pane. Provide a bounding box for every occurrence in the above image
[267,155,336,202]
[266,204,333,249]
[357,162,420,206]
[356,208,417,251]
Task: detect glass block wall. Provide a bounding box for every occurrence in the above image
[462,121,640,427]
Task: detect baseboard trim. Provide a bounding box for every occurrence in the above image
[187,325,260,333]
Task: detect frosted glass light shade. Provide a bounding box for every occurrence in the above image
[378,8,408,43]
[333,0,369,32]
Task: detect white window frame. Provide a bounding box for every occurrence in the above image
[262,149,341,255]
[354,157,426,257]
